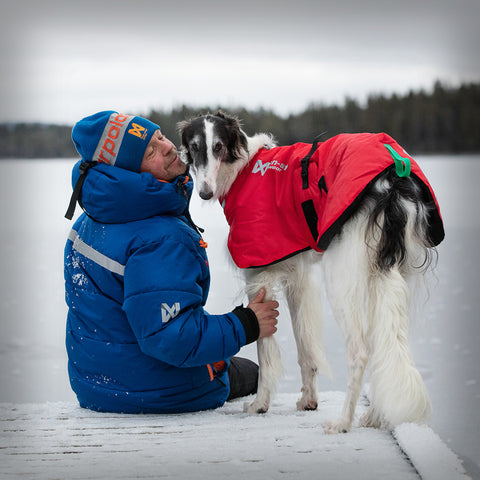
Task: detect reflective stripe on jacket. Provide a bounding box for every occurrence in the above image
[65,161,248,413]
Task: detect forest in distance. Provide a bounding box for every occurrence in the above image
[1,81,479,159]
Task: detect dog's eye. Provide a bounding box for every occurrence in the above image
[190,142,199,152]
[213,142,223,153]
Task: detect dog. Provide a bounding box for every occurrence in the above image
[178,111,444,433]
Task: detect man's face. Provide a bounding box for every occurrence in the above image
[140,130,187,181]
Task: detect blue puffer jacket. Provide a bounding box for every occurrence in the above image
[64,161,258,413]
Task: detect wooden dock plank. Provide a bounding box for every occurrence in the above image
[0,393,468,480]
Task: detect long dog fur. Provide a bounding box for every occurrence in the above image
[178,111,437,433]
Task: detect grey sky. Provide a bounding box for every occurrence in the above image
[1,0,478,124]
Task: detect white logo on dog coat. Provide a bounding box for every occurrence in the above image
[252,159,270,176]
[161,302,180,323]
[252,158,288,176]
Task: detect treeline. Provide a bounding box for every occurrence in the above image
[0,123,78,158]
[1,81,479,159]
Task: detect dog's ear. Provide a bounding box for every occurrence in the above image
[176,119,196,165]
[214,110,227,119]
[176,120,190,138]
[214,110,241,128]
[219,111,242,131]
[218,113,247,162]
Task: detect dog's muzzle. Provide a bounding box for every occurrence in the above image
[199,190,214,200]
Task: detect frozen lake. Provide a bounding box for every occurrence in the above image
[0,155,479,478]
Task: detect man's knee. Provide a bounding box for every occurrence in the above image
[227,357,258,401]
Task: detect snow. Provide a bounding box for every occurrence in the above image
[394,423,469,480]
[0,393,470,480]
[0,156,479,479]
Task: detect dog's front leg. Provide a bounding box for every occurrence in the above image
[244,335,283,413]
[243,270,283,414]
[284,258,330,412]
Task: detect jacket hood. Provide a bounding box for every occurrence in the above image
[71,160,193,223]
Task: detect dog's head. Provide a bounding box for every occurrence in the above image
[177,111,249,200]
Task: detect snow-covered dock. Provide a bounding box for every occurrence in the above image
[0,392,470,480]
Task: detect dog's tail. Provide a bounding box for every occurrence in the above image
[366,168,437,273]
[364,169,434,426]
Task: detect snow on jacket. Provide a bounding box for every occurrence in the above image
[220,133,444,269]
[64,161,258,414]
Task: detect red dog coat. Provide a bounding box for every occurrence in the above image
[220,133,444,269]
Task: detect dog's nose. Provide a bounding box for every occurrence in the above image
[199,191,214,200]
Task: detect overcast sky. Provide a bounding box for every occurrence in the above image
[1,0,479,124]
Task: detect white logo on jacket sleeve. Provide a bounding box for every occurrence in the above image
[161,302,180,323]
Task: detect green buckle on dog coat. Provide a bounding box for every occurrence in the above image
[384,143,411,177]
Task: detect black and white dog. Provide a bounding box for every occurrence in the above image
[178,111,444,433]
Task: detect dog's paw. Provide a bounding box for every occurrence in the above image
[296,397,318,411]
[324,418,351,434]
[359,410,381,429]
[243,400,269,414]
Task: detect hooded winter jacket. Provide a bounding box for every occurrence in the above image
[220,133,444,268]
[64,161,259,413]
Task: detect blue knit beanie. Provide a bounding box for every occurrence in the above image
[72,111,161,172]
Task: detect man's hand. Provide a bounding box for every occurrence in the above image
[247,289,279,338]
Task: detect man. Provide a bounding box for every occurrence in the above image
[64,111,279,413]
